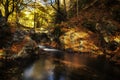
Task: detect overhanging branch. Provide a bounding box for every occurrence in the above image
[50,0,65,18]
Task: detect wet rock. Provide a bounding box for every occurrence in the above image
[10,35,37,59]
[30,33,50,43]
[13,29,27,42]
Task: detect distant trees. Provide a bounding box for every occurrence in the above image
[43,0,77,23]
[49,0,67,23]
[0,0,19,21]
[0,0,32,22]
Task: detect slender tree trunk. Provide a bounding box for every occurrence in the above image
[0,10,3,17]
[63,0,67,18]
[5,0,9,22]
[57,0,60,11]
[76,0,79,17]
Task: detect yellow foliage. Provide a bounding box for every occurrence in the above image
[0,49,5,59]
[114,35,120,43]
[60,27,101,54]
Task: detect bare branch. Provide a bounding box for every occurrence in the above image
[50,0,64,17]
[83,0,98,10]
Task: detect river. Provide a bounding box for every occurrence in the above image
[0,46,120,80]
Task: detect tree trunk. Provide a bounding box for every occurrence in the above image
[4,0,9,22]
[57,0,60,11]
[63,0,67,18]
[5,13,9,22]
[76,0,79,17]
[0,10,3,17]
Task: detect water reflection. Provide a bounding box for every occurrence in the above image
[23,53,91,80]
[23,52,86,80]
[23,56,55,80]
[3,50,119,80]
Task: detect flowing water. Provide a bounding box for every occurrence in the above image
[0,47,120,80]
[22,53,95,80]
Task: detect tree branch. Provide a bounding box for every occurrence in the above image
[50,0,65,17]
[9,0,15,15]
[83,0,98,10]
[0,0,5,6]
